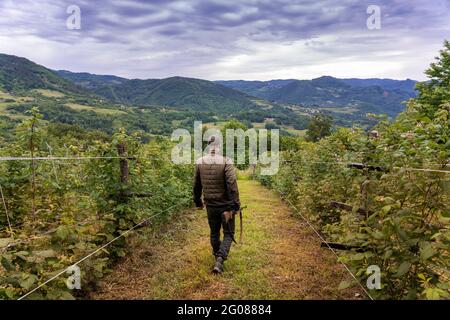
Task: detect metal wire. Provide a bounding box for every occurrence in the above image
[18,199,191,300]
[283,198,374,300]
[0,155,448,173]
[280,159,450,174]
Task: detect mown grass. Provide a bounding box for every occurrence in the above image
[65,103,126,115]
[92,178,362,300]
[285,127,307,136]
[32,89,65,98]
[0,93,32,120]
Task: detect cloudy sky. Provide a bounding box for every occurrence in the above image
[0,0,449,80]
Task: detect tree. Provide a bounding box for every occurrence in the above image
[264,122,279,130]
[305,114,333,142]
[415,40,450,117]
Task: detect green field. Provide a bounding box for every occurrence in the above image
[65,103,126,115]
[32,89,65,98]
[318,106,359,114]
[203,121,306,137]
[0,105,30,120]
[0,91,32,119]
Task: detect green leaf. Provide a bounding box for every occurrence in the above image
[14,251,29,261]
[383,249,393,259]
[395,261,411,277]
[0,287,15,299]
[338,280,353,290]
[1,256,14,271]
[59,291,76,300]
[424,288,445,300]
[417,273,427,281]
[420,242,436,261]
[419,116,431,123]
[381,205,392,215]
[19,274,38,290]
[5,287,15,299]
[437,282,449,290]
[441,209,450,218]
[55,226,70,241]
[372,231,385,240]
[47,289,76,300]
[33,249,57,259]
[0,238,12,247]
[351,253,365,261]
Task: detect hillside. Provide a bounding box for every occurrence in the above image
[217,76,417,118]
[0,55,308,136]
[340,78,417,95]
[0,53,419,135]
[0,54,86,94]
[56,68,419,127]
[56,71,310,130]
[55,70,128,91]
[0,55,187,137]
[58,72,263,114]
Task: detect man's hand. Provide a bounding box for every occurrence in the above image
[223,211,233,223]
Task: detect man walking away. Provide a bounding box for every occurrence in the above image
[193,135,240,274]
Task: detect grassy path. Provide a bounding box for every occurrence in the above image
[91,179,361,299]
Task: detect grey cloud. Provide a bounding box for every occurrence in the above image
[0,0,448,80]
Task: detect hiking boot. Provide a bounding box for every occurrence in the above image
[212,256,224,274]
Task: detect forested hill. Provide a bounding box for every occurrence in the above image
[217,76,417,117]
[339,78,417,95]
[90,76,260,114]
[0,54,87,95]
[1,55,261,115]
[56,70,262,113]
[0,53,309,137]
[0,52,419,136]
[57,67,417,122]
[55,69,309,128]
[55,70,128,91]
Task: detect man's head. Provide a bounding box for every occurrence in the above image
[208,135,220,146]
[206,134,222,156]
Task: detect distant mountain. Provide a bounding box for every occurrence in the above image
[56,69,418,118]
[0,52,421,133]
[340,78,417,96]
[56,70,128,91]
[217,76,417,117]
[0,54,86,94]
[215,79,296,98]
[0,55,308,132]
[57,71,262,114]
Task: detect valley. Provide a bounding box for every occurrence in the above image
[0,52,419,141]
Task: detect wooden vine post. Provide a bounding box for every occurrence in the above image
[117,141,130,199]
[116,140,151,229]
[117,142,129,186]
[114,140,131,235]
[30,119,36,218]
[360,178,370,219]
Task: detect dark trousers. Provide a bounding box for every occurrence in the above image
[206,206,235,260]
